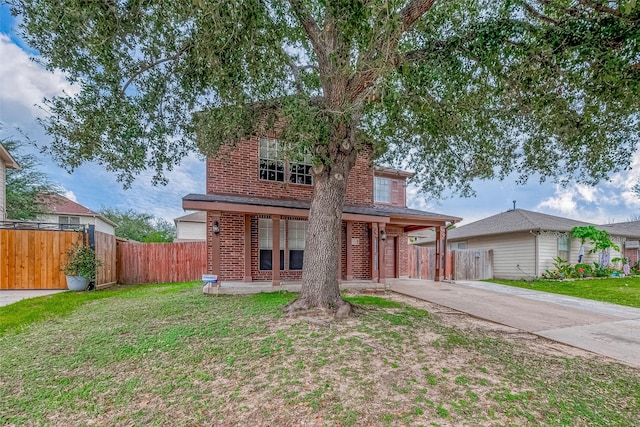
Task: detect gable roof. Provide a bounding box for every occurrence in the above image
[599,221,640,239]
[175,211,206,223]
[0,143,20,169]
[445,209,595,241]
[43,193,118,226]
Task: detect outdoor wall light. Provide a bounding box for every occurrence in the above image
[213,221,220,235]
[380,230,387,241]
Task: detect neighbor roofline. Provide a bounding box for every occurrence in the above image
[0,143,20,169]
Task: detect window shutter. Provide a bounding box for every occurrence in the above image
[391,180,401,206]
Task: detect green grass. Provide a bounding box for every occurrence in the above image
[487,276,640,308]
[1,284,639,426]
[0,282,197,337]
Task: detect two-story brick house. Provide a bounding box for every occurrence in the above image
[183,133,460,286]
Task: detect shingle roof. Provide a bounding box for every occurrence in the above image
[599,221,640,239]
[42,193,118,226]
[445,209,595,241]
[182,193,460,222]
[174,211,206,223]
[45,193,98,215]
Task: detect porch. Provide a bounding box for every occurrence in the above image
[203,278,439,295]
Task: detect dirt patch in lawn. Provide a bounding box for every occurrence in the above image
[387,292,603,362]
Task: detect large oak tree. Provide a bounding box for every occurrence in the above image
[10,0,640,314]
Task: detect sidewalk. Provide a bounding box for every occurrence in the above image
[0,290,65,307]
[389,279,640,368]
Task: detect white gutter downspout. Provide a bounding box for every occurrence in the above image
[530,230,539,277]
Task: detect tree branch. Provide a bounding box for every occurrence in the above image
[577,0,625,18]
[401,0,437,32]
[284,49,318,93]
[346,0,439,101]
[122,43,191,93]
[523,2,559,24]
[288,0,326,63]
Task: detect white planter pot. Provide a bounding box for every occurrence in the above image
[66,275,89,291]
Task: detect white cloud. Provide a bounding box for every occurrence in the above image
[123,154,205,222]
[538,185,578,216]
[0,34,75,126]
[63,190,77,202]
[537,160,640,223]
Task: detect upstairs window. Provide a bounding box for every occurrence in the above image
[557,235,570,261]
[289,154,313,186]
[374,177,391,203]
[259,138,284,182]
[288,220,307,270]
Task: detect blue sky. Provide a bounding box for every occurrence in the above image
[1,6,639,225]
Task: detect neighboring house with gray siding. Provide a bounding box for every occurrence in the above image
[0,143,20,221]
[174,211,206,242]
[416,209,638,280]
[38,193,117,235]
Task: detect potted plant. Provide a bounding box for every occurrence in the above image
[62,244,101,291]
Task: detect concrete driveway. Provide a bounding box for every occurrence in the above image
[389,279,640,368]
[0,290,66,307]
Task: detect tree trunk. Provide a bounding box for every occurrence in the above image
[284,135,357,316]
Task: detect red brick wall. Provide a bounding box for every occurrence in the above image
[340,222,371,280]
[205,212,246,281]
[398,234,409,277]
[351,222,371,279]
[206,137,374,206]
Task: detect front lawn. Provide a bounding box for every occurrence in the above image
[488,277,640,309]
[1,282,639,426]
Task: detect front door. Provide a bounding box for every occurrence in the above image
[385,237,396,279]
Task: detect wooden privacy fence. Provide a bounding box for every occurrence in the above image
[408,246,452,280]
[408,246,493,281]
[117,241,207,285]
[451,249,493,281]
[0,228,84,289]
[94,231,117,289]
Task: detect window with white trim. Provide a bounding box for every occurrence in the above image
[258,218,285,270]
[374,177,391,203]
[557,235,570,261]
[259,138,285,182]
[288,220,307,270]
[59,216,80,225]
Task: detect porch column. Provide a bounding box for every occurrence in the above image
[272,215,281,286]
[211,211,221,281]
[435,225,446,282]
[378,223,386,285]
[243,214,252,282]
[338,222,343,284]
[371,223,379,282]
[345,221,353,281]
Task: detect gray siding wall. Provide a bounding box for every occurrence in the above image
[176,221,206,241]
[463,232,536,280]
